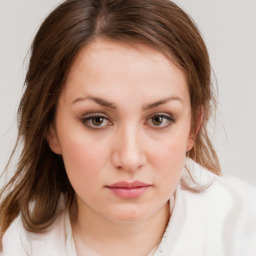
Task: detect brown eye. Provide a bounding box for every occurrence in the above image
[146,114,174,129]
[91,116,105,126]
[152,116,164,126]
[82,114,112,129]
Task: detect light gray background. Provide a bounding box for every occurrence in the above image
[0,0,255,187]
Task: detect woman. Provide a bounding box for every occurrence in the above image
[1,0,255,255]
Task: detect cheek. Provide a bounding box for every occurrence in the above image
[58,132,110,187]
[148,130,189,188]
[150,129,189,164]
[152,141,186,176]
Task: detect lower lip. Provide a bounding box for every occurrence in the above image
[106,186,150,199]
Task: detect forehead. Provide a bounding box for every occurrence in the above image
[63,38,189,105]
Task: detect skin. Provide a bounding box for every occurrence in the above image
[48,39,198,255]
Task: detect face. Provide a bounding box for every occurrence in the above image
[48,39,196,224]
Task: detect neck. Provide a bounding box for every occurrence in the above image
[70,199,170,256]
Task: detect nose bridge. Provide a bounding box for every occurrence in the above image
[112,122,146,171]
[122,124,140,154]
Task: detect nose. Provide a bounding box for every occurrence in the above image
[111,125,146,172]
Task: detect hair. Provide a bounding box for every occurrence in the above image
[0,0,220,243]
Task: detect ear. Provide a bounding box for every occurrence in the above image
[47,125,62,155]
[186,107,204,152]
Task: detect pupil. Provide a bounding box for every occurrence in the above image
[153,116,163,125]
[93,117,104,125]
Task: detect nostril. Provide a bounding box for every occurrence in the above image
[110,129,146,171]
[111,149,146,172]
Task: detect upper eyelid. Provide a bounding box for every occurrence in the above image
[80,112,110,121]
[148,112,175,120]
[80,111,175,122]
[81,112,109,119]
[80,112,175,118]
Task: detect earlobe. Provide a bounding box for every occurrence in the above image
[47,125,62,155]
[186,137,195,152]
[187,107,204,152]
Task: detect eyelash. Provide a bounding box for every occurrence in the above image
[81,113,112,129]
[81,113,175,130]
[146,113,175,130]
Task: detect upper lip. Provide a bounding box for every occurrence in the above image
[106,181,151,188]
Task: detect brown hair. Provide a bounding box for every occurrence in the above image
[0,0,220,242]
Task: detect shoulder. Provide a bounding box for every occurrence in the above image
[170,158,256,255]
[2,210,67,256]
[183,158,256,220]
[184,157,256,203]
[2,215,30,255]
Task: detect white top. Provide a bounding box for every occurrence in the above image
[2,158,256,256]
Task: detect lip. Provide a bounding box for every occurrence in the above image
[106,181,151,199]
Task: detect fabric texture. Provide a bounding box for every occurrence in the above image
[2,158,256,256]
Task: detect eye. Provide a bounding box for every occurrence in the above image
[81,114,112,129]
[146,113,174,129]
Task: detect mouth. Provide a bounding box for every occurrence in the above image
[106,181,152,199]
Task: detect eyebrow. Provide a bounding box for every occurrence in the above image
[72,96,117,109]
[72,95,183,110]
[142,96,183,110]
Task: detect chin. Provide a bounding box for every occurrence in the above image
[104,205,153,224]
